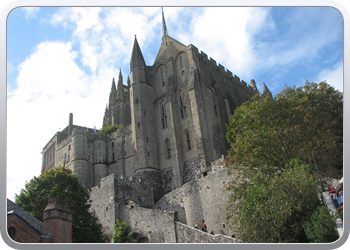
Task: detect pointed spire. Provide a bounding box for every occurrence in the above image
[130,35,146,69]
[131,35,145,68]
[118,69,123,91]
[127,75,130,87]
[111,78,116,92]
[118,69,124,100]
[262,82,273,98]
[161,7,168,40]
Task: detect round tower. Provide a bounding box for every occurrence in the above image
[71,127,89,187]
[93,138,107,186]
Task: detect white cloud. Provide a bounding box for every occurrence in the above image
[316,61,343,92]
[22,7,40,19]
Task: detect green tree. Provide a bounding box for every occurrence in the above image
[112,219,136,243]
[15,167,107,243]
[226,81,342,178]
[304,206,339,243]
[225,81,342,242]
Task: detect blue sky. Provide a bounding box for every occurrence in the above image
[6,6,344,201]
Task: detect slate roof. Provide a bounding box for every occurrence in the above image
[7,199,44,234]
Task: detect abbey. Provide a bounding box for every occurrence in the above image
[41,9,271,243]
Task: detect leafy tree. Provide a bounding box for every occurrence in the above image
[15,167,107,243]
[225,81,342,242]
[98,124,123,135]
[226,81,342,178]
[112,219,136,243]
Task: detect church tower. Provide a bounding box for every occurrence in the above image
[129,36,163,202]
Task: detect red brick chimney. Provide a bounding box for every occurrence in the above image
[43,198,72,243]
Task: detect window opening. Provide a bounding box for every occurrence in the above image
[180,93,187,118]
[161,103,168,128]
[180,56,185,76]
[186,131,191,150]
[161,67,165,87]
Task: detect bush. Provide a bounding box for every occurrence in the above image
[98,124,123,135]
[304,206,339,243]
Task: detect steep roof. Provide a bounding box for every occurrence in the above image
[7,199,44,235]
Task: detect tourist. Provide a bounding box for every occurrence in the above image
[327,182,338,207]
[210,229,214,235]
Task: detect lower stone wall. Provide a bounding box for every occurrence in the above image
[175,222,238,243]
[121,205,177,243]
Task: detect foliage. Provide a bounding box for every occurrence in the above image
[112,219,137,243]
[15,167,107,243]
[98,124,123,135]
[226,81,343,178]
[228,159,321,242]
[225,81,342,242]
[304,206,339,243]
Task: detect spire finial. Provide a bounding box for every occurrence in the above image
[161,7,168,40]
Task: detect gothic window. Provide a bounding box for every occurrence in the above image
[180,56,185,76]
[112,142,114,148]
[165,139,171,159]
[161,67,165,87]
[161,102,168,128]
[113,153,115,161]
[186,130,191,150]
[180,92,187,118]
[138,121,140,128]
[68,144,71,151]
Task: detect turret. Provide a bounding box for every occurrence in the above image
[71,128,89,187]
[129,35,163,203]
[117,69,124,101]
[130,36,147,83]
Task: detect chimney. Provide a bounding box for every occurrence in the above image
[68,113,73,135]
[43,198,72,243]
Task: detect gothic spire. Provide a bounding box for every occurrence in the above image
[130,35,146,69]
[118,69,124,100]
[262,82,273,99]
[161,7,168,40]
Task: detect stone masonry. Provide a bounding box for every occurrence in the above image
[41,9,272,243]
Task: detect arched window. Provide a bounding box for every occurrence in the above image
[180,92,187,118]
[161,102,168,128]
[165,139,171,159]
[161,67,165,87]
[186,130,191,150]
[180,56,185,76]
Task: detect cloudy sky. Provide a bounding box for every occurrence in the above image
[6,6,344,201]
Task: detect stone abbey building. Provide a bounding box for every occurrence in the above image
[41,9,271,243]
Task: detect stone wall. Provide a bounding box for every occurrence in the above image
[121,206,177,243]
[154,164,235,236]
[175,222,238,243]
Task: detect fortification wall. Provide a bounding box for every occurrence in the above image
[154,162,234,236]
[121,205,177,243]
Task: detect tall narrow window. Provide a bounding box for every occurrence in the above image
[161,102,168,128]
[161,67,165,87]
[112,142,114,148]
[166,139,171,159]
[186,130,191,150]
[180,56,185,76]
[180,93,187,118]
